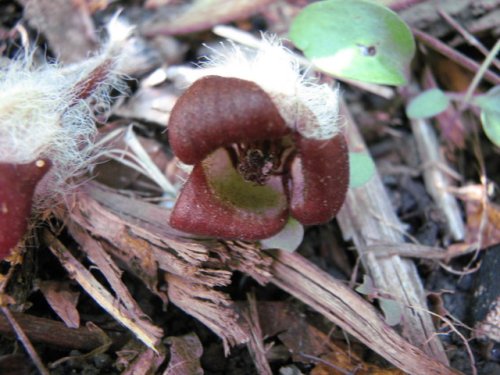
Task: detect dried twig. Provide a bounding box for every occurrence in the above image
[412,28,500,86]
[437,9,500,70]
[0,311,119,351]
[410,113,466,241]
[1,307,50,375]
[460,39,500,110]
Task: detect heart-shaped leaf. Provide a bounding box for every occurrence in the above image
[290,0,415,85]
[406,88,450,119]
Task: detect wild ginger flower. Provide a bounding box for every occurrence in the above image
[0,15,133,260]
[168,39,349,240]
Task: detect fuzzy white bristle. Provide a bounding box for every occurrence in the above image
[200,36,341,140]
[0,14,132,196]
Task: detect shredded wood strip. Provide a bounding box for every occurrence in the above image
[166,274,248,354]
[268,250,459,375]
[43,230,163,350]
[64,183,250,354]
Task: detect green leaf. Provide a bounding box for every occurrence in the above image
[260,217,304,252]
[406,89,450,119]
[474,85,500,113]
[473,86,500,147]
[349,152,375,188]
[379,298,402,326]
[290,0,415,85]
[355,275,376,297]
[480,110,500,147]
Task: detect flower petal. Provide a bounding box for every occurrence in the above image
[168,75,289,165]
[170,148,288,240]
[0,160,51,260]
[289,134,349,225]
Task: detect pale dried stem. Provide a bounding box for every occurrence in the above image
[336,102,450,365]
[410,116,466,241]
[365,243,479,260]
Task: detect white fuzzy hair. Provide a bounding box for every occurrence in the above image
[200,35,341,140]
[0,14,132,193]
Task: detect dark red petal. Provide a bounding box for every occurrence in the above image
[289,134,349,225]
[0,160,51,260]
[170,148,288,240]
[168,75,289,165]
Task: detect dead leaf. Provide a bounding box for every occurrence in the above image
[117,340,166,375]
[113,87,176,127]
[20,0,98,63]
[38,281,80,329]
[165,333,203,375]
[465,200,500,248]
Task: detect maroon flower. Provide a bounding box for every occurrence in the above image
[168,75,349,240]
[0,160,50,260]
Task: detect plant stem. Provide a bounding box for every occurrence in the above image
[461,39,500,110]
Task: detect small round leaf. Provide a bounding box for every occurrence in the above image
[473,85,500,113]
[349,152,375,188]
[355,275,376,297]
[480,110,500,148]
[406,89,450,119]
[290,0,416,85]
[473,86,500,147]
